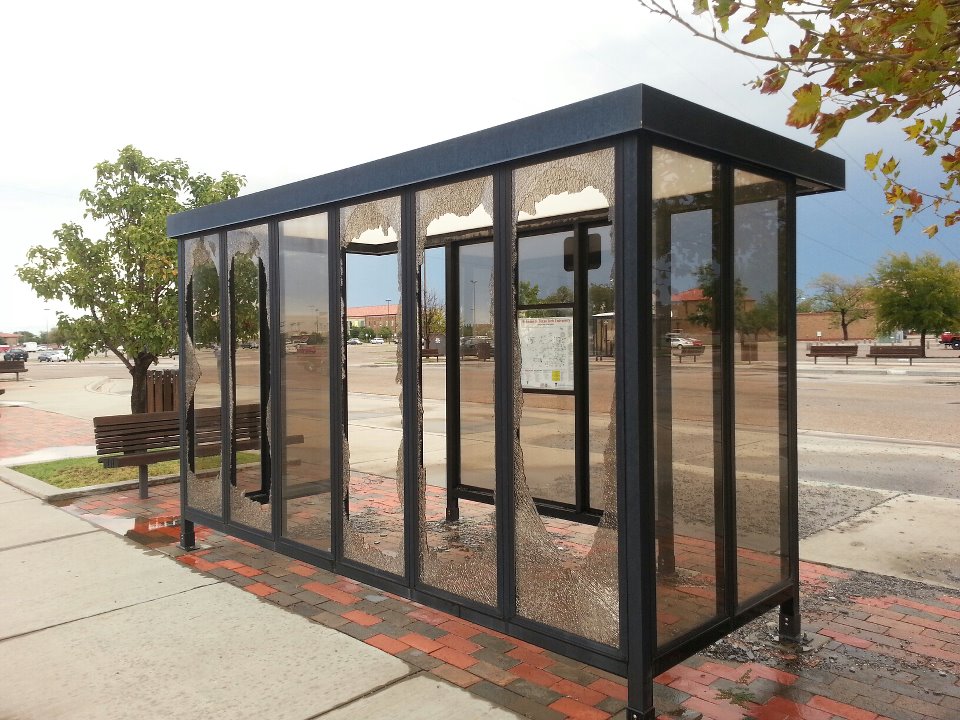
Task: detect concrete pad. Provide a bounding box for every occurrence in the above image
[0,495,97,550]
[1,444,98,465]
[0,530,218,639]
[801,493,960,590]
[0,582,411,720]
[321,674,522,720]
[0,479,29,504]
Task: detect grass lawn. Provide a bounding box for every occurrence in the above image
[13,453,260,490]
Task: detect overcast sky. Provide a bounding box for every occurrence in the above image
[2,0,955,334]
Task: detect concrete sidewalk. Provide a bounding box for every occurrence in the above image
[0,482,520,720]
[2,479,957,720]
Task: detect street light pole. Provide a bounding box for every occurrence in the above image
[385,299,392,336]
[470,280,477,332]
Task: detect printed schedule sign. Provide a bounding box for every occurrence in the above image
[518,316,574,390]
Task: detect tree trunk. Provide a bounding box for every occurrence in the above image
[129,353,157,414]
[920,331,927,357]
[840,310,849,340]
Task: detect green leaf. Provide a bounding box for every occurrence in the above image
[742,25,767,43]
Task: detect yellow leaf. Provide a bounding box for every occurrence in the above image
[923,224,939,238]
[864,152,882,171]
[787,83,821,128]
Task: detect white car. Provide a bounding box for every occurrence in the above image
[47,350,72,362]
[370,337,385,344]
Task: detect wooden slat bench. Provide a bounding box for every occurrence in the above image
[93,404,301,499]
[420,348,440,362]
[865,345,924,365]
[674,345,706,363]
[0,360,27,380]
[807,345,859,364]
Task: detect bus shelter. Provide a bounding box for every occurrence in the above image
[168,84,843,719]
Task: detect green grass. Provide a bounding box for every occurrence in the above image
[13,452,260,490]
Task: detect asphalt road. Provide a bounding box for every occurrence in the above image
[6,349,959,500]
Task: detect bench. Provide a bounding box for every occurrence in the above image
[674,345,705,363]
[0,360,27,380]
[866,345,924,365]
[93,403,301,499]
[807,345,858,364]
[421,348,440,362]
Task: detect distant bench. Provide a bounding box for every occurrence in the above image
[420,348,440,362]
[866,345,924,365]
[806,345,858,364]
[93,403,302,499]
[674,345,705,363]
[0,360,27,380]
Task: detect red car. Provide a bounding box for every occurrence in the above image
[939,332,960,349]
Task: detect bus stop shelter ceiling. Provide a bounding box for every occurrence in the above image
[169,83,843,720]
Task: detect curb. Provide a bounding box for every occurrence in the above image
[0,465,180,503]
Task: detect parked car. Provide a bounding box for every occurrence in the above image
[370,337,385,345]
[46,350,72,362]
[3,348,28,362]
[670,336,703,349]
[37,351,55,362]
[939,331,960,350]
[347,337,362,345]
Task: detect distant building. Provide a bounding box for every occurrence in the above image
[346,304,398,334]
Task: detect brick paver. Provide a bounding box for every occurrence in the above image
[50,484,960,720]
[0,406,94,459]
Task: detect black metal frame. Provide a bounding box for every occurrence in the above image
[171,84,842,720]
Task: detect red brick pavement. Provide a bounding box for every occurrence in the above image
[53,484,960,720]
[0,406,94,459]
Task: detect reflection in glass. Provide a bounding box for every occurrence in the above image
[416,177,497,607]
[458,244,496,494]
[587,226,616,502]
[185,234,223,516]
[733,170,787,604]
[279,213,331,551]
[227,225,271,532]
[652,147,722,646]
[512,149,619,647]
[341,198,404,576]
[518,232,575,303]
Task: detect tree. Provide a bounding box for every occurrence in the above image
[422,288,445,336]
[15,330,39,343]
[636,0,960,236]
[809,273,872,340]
[869,252,960,354]
[17,146,244,412]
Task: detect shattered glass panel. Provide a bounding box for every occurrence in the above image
[341,197,404,576]
[416,177,497,606]
[512,149,620,647]
[733,170,788,604]
[652,147,722,646]
[226,225,271,532]
[185,234,223,517]
[279,213,331,551]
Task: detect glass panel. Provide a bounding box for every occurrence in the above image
[341,197,404,576]
[518,231,575,304]
[279,213,331,551]
[227,225,271,532]
[458,243,496,494]
[416,175,497,606]
[512,148,619,647]
[587,225,616,511]
[652,147,722,646]
[733,170,787,604]
[184,234,223,516]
